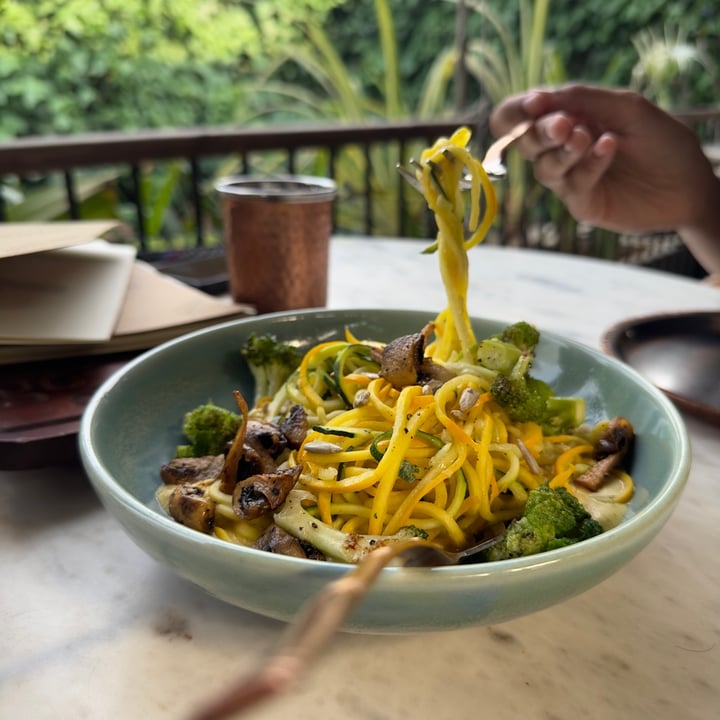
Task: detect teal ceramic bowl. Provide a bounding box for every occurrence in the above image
[79,309,690,633]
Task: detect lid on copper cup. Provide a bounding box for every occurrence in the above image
[215,175,337,203]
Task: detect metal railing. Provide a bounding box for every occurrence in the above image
[1,107,718,277]
[0,116,489,249]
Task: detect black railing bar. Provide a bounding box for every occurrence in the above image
[189,157,204,247]
[130,163,147,249]
[287,148,296,175]
[363,142,372,236]
[63,170,80,220]
[0,178,7,222]
[329,146,338,231]
[0,118,479,175]
[397,139,406,237]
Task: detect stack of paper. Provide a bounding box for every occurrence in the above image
[0,221,254,365]
[0,238,137,345]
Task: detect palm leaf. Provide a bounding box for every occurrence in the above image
[416,47,459,118]
[466,0,522,92]
[461,0,554,243]
[465,39,511,102]
[140,162,183,238]
[375,0,402,117]
[304,23,368,119]
[523,0,549,87]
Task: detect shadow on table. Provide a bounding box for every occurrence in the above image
[0,464,102,536]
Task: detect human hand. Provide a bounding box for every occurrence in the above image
[489,84,718,236]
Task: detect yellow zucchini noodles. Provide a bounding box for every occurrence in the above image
[268,344,619,549]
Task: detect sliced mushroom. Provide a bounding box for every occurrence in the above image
[220,413,305,494]
[245,419,288,456]
[232,464,302,520]
[575,417,635,491]
[253,524,325,560]
[278,404,309,449]
[160,455,225,485]
[222,390,250,493]
[419,357,455,385]
[220,444,273,494]
[241,442,279,474]
[594,416,635,459]
[253,524,307,557]
[167,484,215,533]
[380,331,426,388]
[379,323,454,389]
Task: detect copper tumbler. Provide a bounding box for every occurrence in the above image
[216,175,337,314]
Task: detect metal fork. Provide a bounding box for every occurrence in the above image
[190,535,501,720]
[396,119,532,190]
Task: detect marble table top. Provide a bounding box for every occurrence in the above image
[2,237,719,720]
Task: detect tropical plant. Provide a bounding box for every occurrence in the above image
[630,24,716,108]
[460,0,561,245]
[238,0,465,236]
[540,0,718,107]
[0,0,348,138]
[0,0,345,245]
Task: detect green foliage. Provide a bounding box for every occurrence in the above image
[464,0,553,102]
[461,0,557,244]
[540,0,718,106]
[2,0,716,137]
[0,0,346,242]
[3,171,120,222]
[0,0,343,138]
[320,0,482,111]
[245,0,463,235]
[630,24,717,108]
[254,0,462,122]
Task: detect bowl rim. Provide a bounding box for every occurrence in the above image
[79,307,692,579]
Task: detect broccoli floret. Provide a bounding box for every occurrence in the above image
[488,329,584,433]
[475,338,522,375]
[475,321,539,374]
[241,333,302,406]
[491,366,552,419]
[176,403,242,458]
[485,484,604,561]
[491,369,585,433]
[498,321,540,353]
